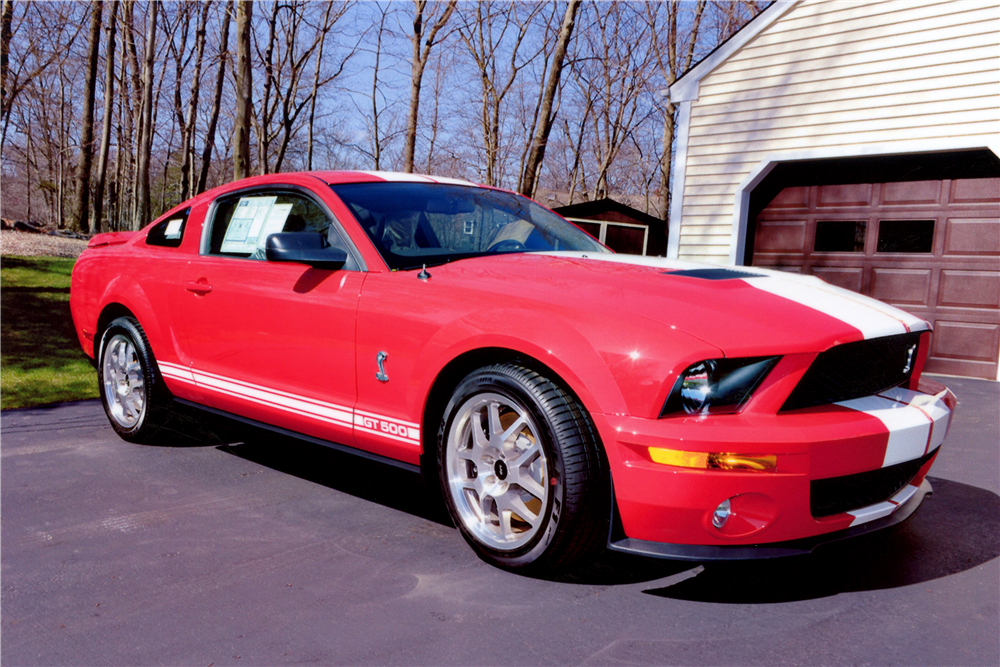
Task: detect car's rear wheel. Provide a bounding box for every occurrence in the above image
[98,316,171,443]
[437,363,608,574]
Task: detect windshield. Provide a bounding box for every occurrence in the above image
[330,182,607,270]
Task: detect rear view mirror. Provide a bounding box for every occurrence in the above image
[265,232,347,270]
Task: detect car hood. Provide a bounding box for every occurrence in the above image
[428,251,929,357]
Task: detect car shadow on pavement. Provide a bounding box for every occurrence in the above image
[214,423,455,528]
[643,477,1000,603]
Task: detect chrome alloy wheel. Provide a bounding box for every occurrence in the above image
[102,334,146,429]
[446,392,549,551]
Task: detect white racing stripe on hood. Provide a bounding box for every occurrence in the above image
[536,252,929,340]
[740,274,926,339]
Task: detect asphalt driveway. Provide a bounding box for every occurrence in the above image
[2,376,997,666]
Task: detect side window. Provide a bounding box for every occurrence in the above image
[146,208,190,248]
[208,191,335,259]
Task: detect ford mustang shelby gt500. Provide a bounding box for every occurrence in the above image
[71,171,955,573]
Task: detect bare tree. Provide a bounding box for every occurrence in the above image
[198,0,232,194]
[133,0,158,228]
[458,1,546,187]
[178,1,210,200]
[232,0,253,180]
[402,0,456,173]
[518,0,580,197]
[70,1,103,231]
[0,0,12,123]
[92,1,119,233]
[647,0,705,220]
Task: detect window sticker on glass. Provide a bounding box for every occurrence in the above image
[221,196,277,254]
[254,203,293,251]
[163,218,184,240]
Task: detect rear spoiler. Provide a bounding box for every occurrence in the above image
[87,231,138,248]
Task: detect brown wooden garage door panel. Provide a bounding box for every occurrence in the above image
[950,177,1000,203]
[817,183,873,207]
[768,186,809,209]
[882,180,942,205]
[870,268,932,306]
[812,267,863,292]
[944,218,1000,256]
[931,321,1000,363]
[755,220,807,253]
[937,270,1000,309]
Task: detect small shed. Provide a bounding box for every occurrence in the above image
[554,198,668,256]
[667,0,1000,379]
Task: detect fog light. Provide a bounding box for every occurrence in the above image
[712,499,732,528]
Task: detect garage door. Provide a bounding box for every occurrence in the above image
[751,178,1000,380]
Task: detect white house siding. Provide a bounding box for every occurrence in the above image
[674,0,1000,263]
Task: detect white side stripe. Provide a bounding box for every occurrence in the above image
[156,362,420,446]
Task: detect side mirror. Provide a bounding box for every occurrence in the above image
[265,232,347,270]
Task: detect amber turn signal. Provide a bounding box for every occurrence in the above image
[649,447,776,472]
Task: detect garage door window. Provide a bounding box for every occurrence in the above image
[814,220,866,252]
[876,220,934,253]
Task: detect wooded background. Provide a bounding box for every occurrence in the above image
[0,0,763,233]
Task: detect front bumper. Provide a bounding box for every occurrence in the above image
[596,385,953,551]
[608,477,932,561]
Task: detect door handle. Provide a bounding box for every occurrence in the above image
[185,281,213,295]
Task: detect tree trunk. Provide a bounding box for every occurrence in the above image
[91,0,118,233]
[402,0,456,173]
[257,0,279,175]
[0,0,12,120]
[519,0,580,197]
[0,0,14,152]
[133,0,158,229]
[198,0,231,194]
[232,0,252,181]
[71,0,103,232]
[306,2,335,171]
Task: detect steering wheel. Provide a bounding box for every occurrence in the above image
[486,239,527,253]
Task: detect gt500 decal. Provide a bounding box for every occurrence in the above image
[355,412,420,444]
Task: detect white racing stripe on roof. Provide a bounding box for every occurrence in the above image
[355,171,434,183]
[425,175,479,187]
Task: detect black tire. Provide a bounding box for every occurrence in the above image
[437,363,608,574]
[97,316,172,443]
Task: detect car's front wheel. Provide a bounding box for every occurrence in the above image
[437,363,608,574]
[98,316,171,443]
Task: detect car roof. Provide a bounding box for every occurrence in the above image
[310,170,482,188]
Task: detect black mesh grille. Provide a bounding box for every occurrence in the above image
[781,332,922,412]
[810,448,937,518]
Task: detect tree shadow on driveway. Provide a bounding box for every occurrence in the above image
[644,477,1000,602]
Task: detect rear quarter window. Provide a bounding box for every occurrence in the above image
[146,208,190,248]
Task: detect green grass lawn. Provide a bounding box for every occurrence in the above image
[1,255,99,409]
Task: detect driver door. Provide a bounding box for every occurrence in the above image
[174,187,364,448]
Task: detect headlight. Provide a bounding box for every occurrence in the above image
[660,356,780,417]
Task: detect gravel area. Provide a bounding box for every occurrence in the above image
[1,230,89,258]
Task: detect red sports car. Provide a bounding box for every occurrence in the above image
[70,171,955,573]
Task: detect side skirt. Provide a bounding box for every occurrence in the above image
[172,398,422,474]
